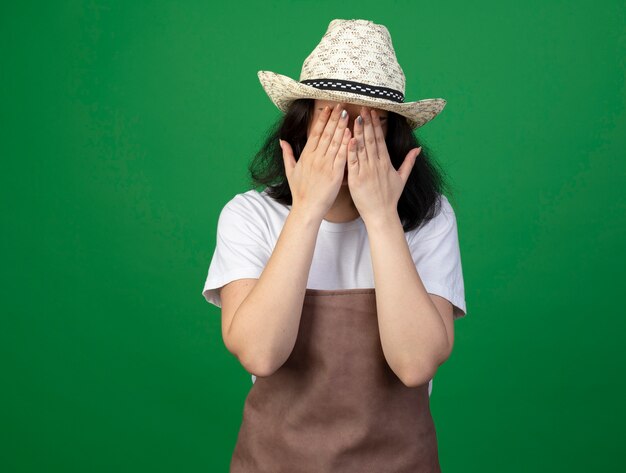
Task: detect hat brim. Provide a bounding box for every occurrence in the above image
[258,70,446,130]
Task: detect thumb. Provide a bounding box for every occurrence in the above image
[279,139,296,177]
[397,147,422,183]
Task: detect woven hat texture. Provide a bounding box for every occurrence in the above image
[258,19,446,130]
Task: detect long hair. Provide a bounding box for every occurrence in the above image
[247,98,453,233]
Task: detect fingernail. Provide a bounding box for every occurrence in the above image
[340,109,347,119]
[357,116,363,125]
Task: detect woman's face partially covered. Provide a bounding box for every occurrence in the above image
[308,99,389,184]
[308,99,389,140]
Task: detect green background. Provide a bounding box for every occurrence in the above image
[2,0,625,471]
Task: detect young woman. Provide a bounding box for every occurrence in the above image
[202,19,467,473]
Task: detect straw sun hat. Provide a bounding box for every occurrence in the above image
[257,19,446,130]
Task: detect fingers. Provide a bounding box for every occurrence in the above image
[370,109,389,161]
[317,103,346,158]
[361,106,378,163]
[324,108,350,159]
[353,109,368,164]
[347,137,359,174]
[303,105,332,153]
[279,138,296,178]
[335,126,351,173]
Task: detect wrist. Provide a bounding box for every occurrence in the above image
[289,204,324,228]
[363,209,401,232]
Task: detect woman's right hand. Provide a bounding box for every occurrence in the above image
[279,103,352,221]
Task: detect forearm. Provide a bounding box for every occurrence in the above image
[228,206,321,377]
[366,212,449,387]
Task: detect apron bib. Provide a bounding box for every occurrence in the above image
[230,288,441,472]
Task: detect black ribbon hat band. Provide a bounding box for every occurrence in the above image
[299,78,405,103]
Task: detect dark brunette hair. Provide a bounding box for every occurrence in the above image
[247,98,453,233]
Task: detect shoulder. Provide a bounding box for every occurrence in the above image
[408,193,458,243]
[220,188,275,218]
[218,187,288,236]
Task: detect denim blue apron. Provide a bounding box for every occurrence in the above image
[230,288,441,472]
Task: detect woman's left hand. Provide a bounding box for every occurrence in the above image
[347,106,422,224]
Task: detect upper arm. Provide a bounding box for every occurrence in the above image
[219,278,259,354]
[408,194,467,320]
[201,194,271,308]
[429,293,455,363]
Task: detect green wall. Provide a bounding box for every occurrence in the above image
[2,1,625,471]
